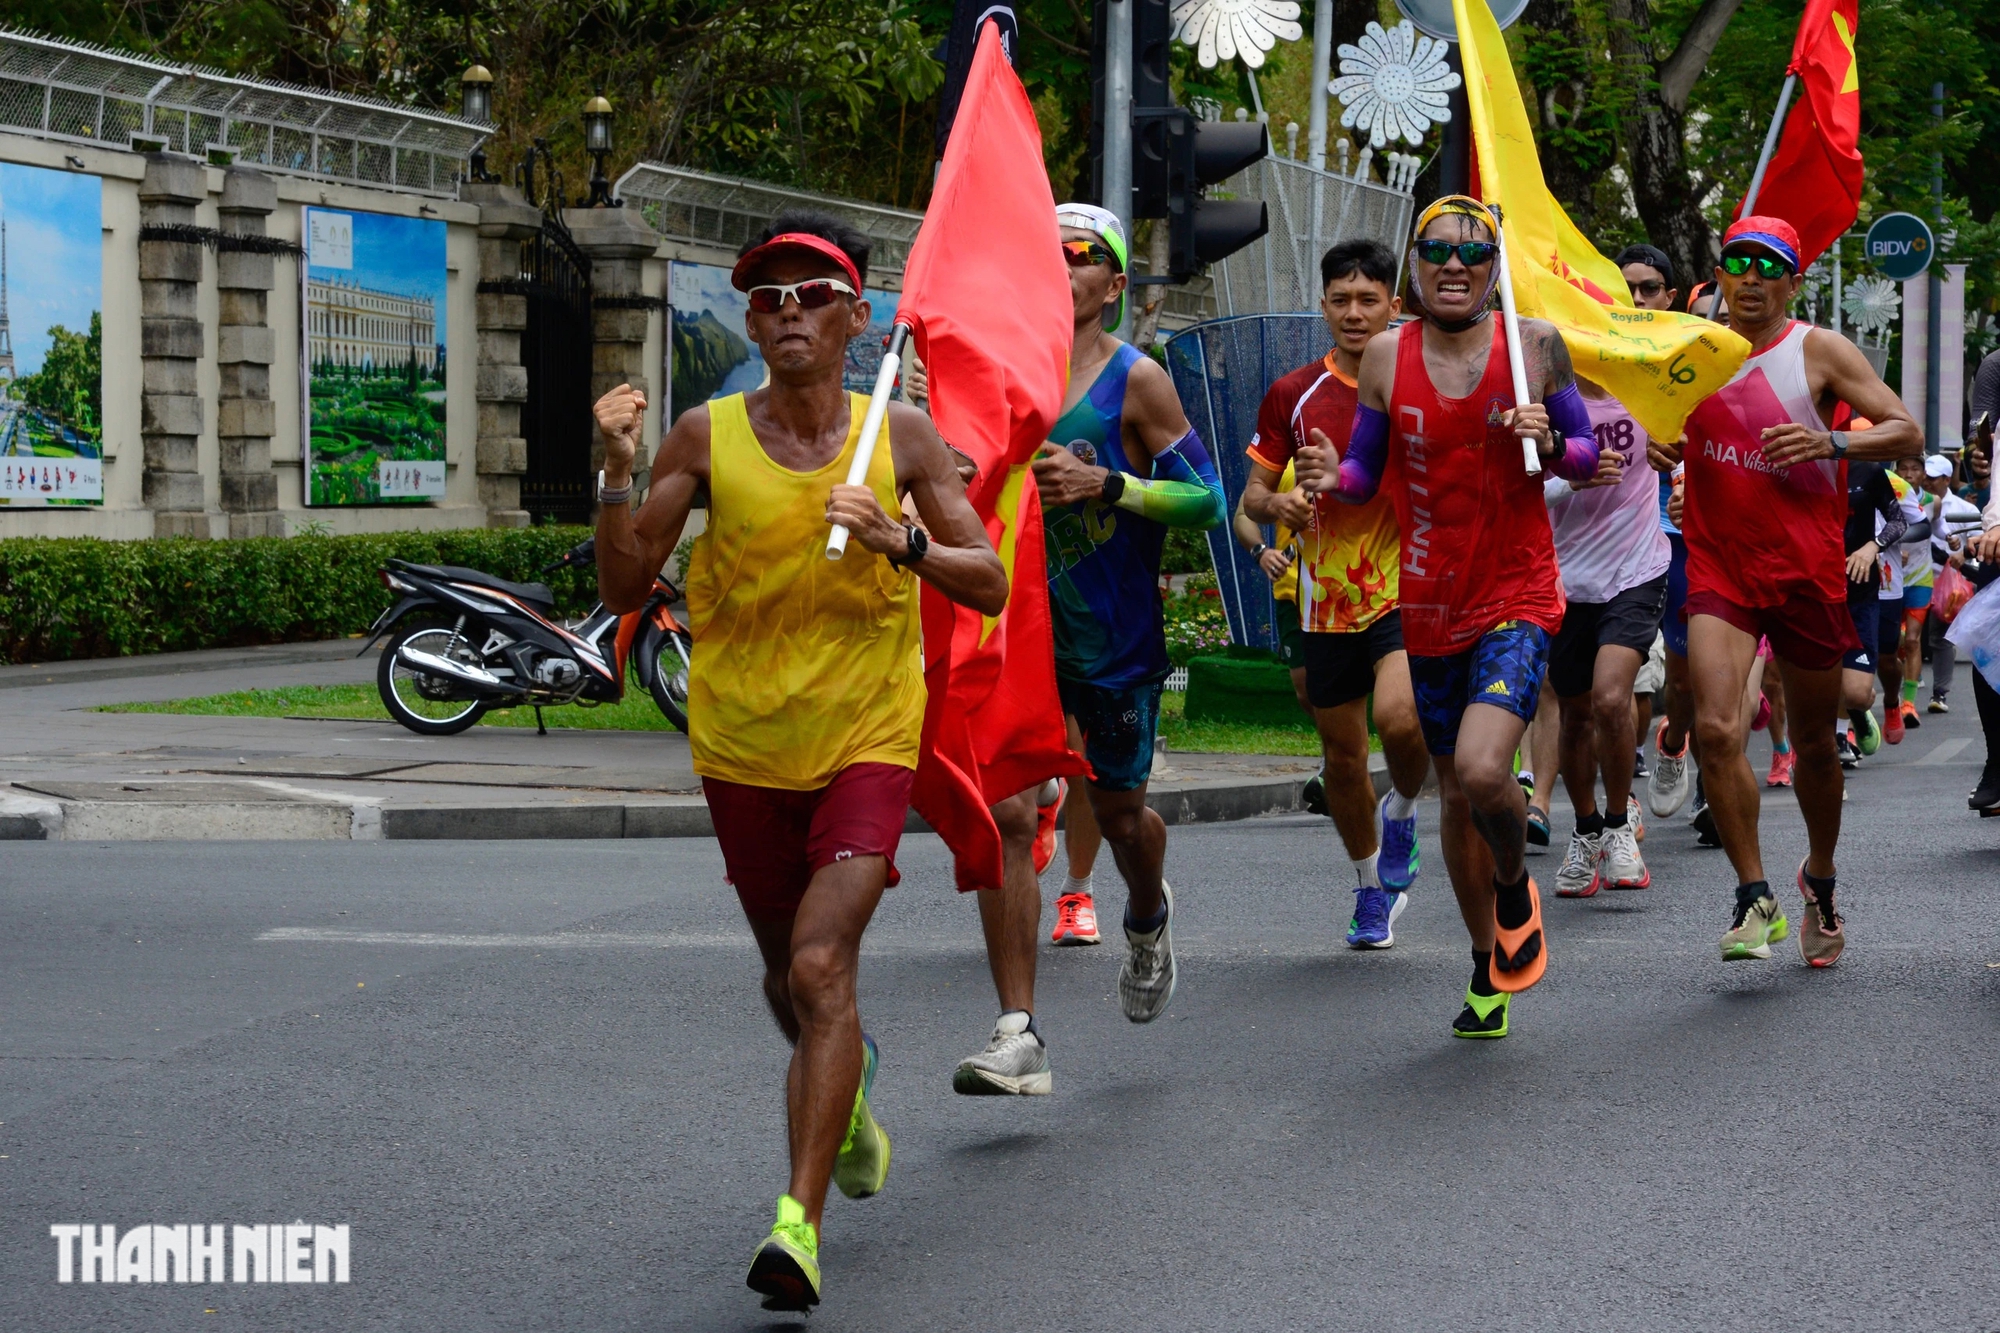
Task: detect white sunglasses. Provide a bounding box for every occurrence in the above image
[745,277,857,313]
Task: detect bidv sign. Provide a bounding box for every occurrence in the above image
[1864,212,1935,282]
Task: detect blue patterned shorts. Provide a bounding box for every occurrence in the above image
[1058,677,1163,793]
[1408,620,1552,756]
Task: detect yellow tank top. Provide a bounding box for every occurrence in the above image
[1271,459,1300,605]
[685,393,926,789]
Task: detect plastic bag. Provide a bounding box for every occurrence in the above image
[1945,579,2000,693]
[1934,561,1975,623]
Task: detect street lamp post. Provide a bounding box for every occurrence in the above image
[583,96,619,207]
[461,65,495,184]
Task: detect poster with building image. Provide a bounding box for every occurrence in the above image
[0,162,103,508]
[666,260,901,423]
[301,205,448,505]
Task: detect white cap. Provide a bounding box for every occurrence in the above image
[1924,454,1954,478]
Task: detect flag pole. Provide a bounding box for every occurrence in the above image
[1489,204,1541,475]
[827,321,913,559]
[1706,72,1797,319]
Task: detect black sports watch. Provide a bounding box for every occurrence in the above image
[1829,430,1850,460]
[1099,470,1127,505]
[890,522,928,568]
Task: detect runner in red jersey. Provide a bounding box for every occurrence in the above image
[1305,196,1603,1039]
[1647,216,1920,968]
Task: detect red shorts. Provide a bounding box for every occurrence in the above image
[1685,589,1858,672]
[702,762,915,921]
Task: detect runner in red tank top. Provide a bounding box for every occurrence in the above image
[1301,196,1608,1039]
[1646,216,1919,969]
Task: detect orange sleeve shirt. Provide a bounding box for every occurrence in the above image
[1246,355,1401,633]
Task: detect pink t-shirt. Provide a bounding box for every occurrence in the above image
[1546,392,1673,603]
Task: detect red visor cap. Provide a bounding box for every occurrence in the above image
[730,232,862,293]
[1721,216,1803,269]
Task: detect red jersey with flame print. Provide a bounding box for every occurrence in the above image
[1247,355,1401,634]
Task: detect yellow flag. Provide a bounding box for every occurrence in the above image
[1452,0,1749,441]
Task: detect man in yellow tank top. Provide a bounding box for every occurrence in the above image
[591,212,1006,1314]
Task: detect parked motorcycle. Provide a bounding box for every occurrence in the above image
[359,538,692,737]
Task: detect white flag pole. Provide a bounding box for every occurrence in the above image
[1489,206,1540,475]
[826,321,913,559]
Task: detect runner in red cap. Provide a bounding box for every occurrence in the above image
[1647,215,1921,967]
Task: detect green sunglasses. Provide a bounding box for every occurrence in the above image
[1415,238,1498,267]
[1720,252,1793,279]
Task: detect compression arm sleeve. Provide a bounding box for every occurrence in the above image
[1543,383,1601,483]
[1110,427,1226,529]
[1332,403,1391,504]
[1871,472,1907,550]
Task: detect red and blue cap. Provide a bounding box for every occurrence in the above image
[730,232,862,293]
[1721,216,1802,272]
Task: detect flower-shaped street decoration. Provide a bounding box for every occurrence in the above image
[1842,276,1901,337]
[1329,19,1459,149]
[1171,0,1303,70]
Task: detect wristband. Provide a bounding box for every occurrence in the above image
[1251,543,1269,558]
[1099,470,1127,505]
[597,469,632,505]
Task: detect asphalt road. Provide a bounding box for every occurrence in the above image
[2,705,1997,1332]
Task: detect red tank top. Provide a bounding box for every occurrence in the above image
[1681,321,1847,606]
[1386,319,1566,655]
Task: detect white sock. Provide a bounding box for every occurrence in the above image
[1062,873,1094,897]
[1353,854,1381,889]
[1384,790,1417,821]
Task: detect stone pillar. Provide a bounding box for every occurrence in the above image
[138,155,209,537]
[466,182,538,528]
[564,207,662,480]
[214,168,282,538]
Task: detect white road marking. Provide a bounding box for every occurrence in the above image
[1917,738,1973,766]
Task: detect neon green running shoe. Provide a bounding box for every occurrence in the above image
[1721,892,1790,959]
[1451,988,1509,1039]
[1853,709,1882,757]
[833,1033,890,1200]
[746,1194,820,1311]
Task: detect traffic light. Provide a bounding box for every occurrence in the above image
[1125,0,1267,284]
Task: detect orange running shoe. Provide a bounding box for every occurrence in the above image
[1050,891,1100,946]
[1490,877,1547,993]
[1031,778,1066,876]
[1900,699,1922,731]
[1883,706,1904,745]
[1766,748,1795,787]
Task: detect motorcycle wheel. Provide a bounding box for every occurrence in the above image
[646,627,693,733]
[378,622,490,736]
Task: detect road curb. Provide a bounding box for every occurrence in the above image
[3,756,1440,842]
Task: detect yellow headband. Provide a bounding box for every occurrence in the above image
[1413,195,1499,239]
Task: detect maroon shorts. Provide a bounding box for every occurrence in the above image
[1684,589,1858,672]
[702,762,915,921]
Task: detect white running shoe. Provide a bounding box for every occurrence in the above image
[1598,822,1650,889]
[1648,719,1692,818]
[1626,794,1646,842]
[1118,882,1177,1024]
[952,1012,1053,1095]
[1555,830,1603,898]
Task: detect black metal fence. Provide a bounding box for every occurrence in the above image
[515,216,595,524]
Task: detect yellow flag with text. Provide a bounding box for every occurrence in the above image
[1453,0,1749,441]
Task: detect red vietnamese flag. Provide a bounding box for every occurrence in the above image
[1734,0,1862,268]
[900,17,1084,894]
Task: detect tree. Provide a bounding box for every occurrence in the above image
[14,314,103,439]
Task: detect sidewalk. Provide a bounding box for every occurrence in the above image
[0,642,1396,841]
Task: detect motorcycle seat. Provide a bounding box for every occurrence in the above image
[400,562,556,611]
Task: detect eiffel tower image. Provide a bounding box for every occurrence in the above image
[0,217,15,384]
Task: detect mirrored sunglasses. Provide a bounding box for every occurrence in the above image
[745,277,857,314]
[1720,252,1793,280]
[1414,239,1498,267]
[1061,239,1115,268]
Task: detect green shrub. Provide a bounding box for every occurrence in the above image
[0,527,599,664]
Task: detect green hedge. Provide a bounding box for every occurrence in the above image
[0,528,599,664]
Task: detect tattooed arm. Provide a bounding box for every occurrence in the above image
[1512,319,1602,484]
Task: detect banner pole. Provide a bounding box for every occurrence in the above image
[827,321,913,559]
[1707,72,1796,320]
[1490,205,1540,475]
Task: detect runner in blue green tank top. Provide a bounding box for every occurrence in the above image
[1033,203,1225,1024]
